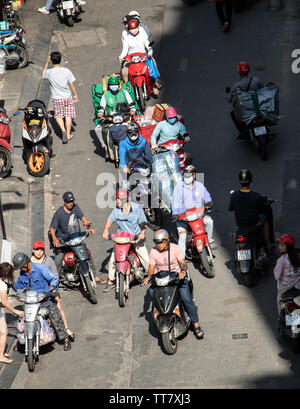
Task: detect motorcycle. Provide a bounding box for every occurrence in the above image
[177,207,215,278]
[19,99,52,177]
[231,195,275,287]
[151,270,192,355]
[127,159,163,230]
[0,106,20,177]
[56,0,83,27]
[226,86,276,160]
[0,26,29,69]
[102,107,131,168]
[15,290,55,372]
[53,226,98,304]
[109,232,145,308]
[153,138,190,171]
[278,286,300,352]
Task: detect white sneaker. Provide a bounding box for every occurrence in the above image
[78,0,86,4]
[38,7,50,14]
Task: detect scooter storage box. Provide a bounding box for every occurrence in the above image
[152,103,171,123]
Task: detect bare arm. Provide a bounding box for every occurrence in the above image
[69,82,78,102]
[102,220,112,240]
[1,290,24,317]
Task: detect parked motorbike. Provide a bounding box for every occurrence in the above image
[15,290,55,372]
[56,0,83,27]
[177,207,215,278]
[0,26,29,69]
[53,226,97,304]
[231,194,275,287]
[127,160,163,230]
[19,99,52,177]
[109,232,145,308]
[226,86,276,160]
[102,107,131,167]
[151,270,192,355]
[0,107,20,177]
[153,138,190,171]
[278,286,300,352]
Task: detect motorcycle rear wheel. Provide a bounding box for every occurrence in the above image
[162,327,178,355]
[199,247,215,278]
[16,45,29,69]
[118,273,125,308]
[0,146,12,178]
[27,338,36,372]
[66,16,74,27]
[27,150,50,177]
[242,270,258,288]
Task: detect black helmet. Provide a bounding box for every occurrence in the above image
[127,123,139,143]
[239,169,252,185]
[62,191,75,202]
[13,252,30,270]
[183,165,196,175]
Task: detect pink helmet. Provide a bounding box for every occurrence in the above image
[165,107,177,119]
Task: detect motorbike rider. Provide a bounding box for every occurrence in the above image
[122,10,152,41]
[228,62,264,138]
[228,169,274,253]
[102,189,149,292]
[151,107,190,149]
[119,18,161,96]
[119,122,152,175]
[12,252,72,351]
[172,165,214,257]
[96,76,136,158]
[143,229,204,339]
[49,191,96,275]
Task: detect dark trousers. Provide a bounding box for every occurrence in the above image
[216,0,232,25]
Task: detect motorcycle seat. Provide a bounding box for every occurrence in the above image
[281,287,300,302]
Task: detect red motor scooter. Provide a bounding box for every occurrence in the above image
[125,52,151,113]
[177,207,215,277]
[0,107,20,177]
[109,232,145,307]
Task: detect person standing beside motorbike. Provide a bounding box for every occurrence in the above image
[0,263,24,364]
[42,51,78,144]
[31,240,74,340]
[151,107,190,149]
[96,76,136,158]
[102,189,149,292]
[143,229,204,339]
[12,253,72,351]
[172,165,214,256]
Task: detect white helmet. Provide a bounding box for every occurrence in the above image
[128,10,141,20]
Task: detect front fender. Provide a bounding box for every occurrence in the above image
[117,261,130,275]
[0,139,12,152]
[134,76,145,88]
[25,321,39,340]
[158,315,176,334]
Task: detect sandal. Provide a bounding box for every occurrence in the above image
[62,131,68,144]
[102,283,115,292]
[95,277,107,285]
[194,326,204,339]
[0,357,13,364]
[64,339,72,351]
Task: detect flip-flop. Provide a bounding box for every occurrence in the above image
[95,277,107,285]
[62,131,68,144]
[4,353,10,358]
[102,283,115,292]
[67,135,73,141]
[0,357,13,364]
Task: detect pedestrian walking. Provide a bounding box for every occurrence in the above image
[0,262,24,364]
[42,51,78,144]
[210,0,232,32]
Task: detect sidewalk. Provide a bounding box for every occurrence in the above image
[0,0,57,374]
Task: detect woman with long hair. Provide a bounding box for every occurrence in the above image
[0,262,24,364]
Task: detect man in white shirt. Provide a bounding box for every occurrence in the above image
[42,51,78,144]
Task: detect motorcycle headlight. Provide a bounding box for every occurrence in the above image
[132,56,141,63]
[139,167,151,177]
[113,115,123,124]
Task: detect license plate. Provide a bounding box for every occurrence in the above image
[285,314,300,326]
[62,0,74,9]
[237,249,251,261]
[254,126,267,136]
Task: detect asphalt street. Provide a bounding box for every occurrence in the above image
[1,0,300,390]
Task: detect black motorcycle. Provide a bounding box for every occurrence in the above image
[19,100,52,177]
[56,0,83,27]
[278,286,300,352]
[127,160,163,230]
[151,271,192,355]
[232,195,275,287]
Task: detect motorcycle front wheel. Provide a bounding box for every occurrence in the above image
[27,338,36,372]
[137,86,146,113]
[27,149,50,177]
[118,273,125,308]
[83,266,97,304]
[199,247,215,278]
[16,45,29,69]
[162,327,178,355]
[0,146,12,178]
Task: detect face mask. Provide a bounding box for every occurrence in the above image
[129,28,139,36]
[166,117,177,125]
[129,133,139,142]
[183,175,194,185]
[109,85,119,92]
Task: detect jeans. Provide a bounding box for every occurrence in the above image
[216,0,232,25]
[45,0,57,11]
[149,278,199,324]
[176,216,214,257]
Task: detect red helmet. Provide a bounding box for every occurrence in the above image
[237,61,250,75]
[165,107,177,119]
[277,234,295,247]
[116,189,129,201]
[128,18,139,30]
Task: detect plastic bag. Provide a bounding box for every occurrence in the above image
[40,319,56,346]
[146,55,160,79]
[17,317,25,333]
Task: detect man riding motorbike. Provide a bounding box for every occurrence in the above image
[12,252,72,351]
[119,18,161,96]
[228,169,274,253]
[171,165,214,256]
[151,107,190,149]
[96,76,136,158]
[102,189,149,292]
[119,122,152,175]
[229,61,264,138]
[143,229,204,339]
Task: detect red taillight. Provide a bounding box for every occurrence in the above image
[254,117,262,124]
[64,252,75,266]
[287,303,297,312]
[236,236,246,242]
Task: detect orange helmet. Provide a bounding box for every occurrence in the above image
[237,61,250,75]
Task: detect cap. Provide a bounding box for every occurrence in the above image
[33,240,45,250]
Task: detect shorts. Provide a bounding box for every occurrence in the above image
[53,97,76,119]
